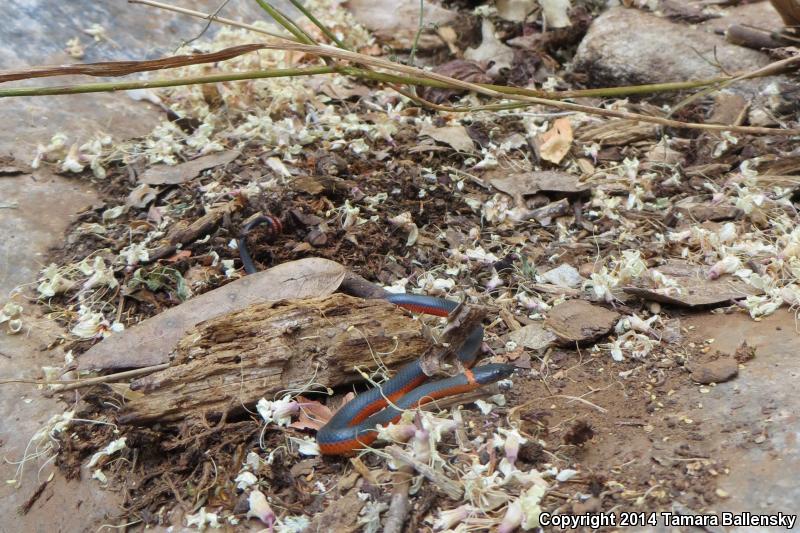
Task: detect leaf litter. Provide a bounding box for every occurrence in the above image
[3,0,800,531]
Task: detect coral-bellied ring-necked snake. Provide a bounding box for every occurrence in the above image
[238,217,516,456]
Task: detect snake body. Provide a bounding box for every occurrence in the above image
[238,219,515,455]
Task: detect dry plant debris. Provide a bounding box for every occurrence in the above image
[2,0,799,531]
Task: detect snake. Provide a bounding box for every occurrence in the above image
[238,218,516,455]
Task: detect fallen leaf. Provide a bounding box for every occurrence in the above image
[508,323,558,350]
[318,81,370,100]
[534,117,573,164]
[138,150,240,185]
[420,123,475,153]
[126,183,159,208]
[79,257,347,370]
[291,396,334,430]
[464,19,515,77]
[419,60,491,103]
[165,250,192,263]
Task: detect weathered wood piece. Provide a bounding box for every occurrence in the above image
[120,294,434,424]
[147,200,240,262]
[79,257,346,370]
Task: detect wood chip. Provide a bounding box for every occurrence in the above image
[490,170,589,197]
[533,117,573,164]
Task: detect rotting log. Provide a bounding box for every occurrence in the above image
[119,293,436,425]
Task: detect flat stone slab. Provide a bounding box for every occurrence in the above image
[624,260,759,308]
[545,299,619,345]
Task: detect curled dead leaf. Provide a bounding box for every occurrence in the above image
[534,117,573,164]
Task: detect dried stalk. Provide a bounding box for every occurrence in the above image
[0,66,335,97]
[256,41,800,136]
[0,44,273,83]
[0,363,170,390]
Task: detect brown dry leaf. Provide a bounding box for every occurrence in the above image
[534,117,573,164]
[419,60,491,103]
[291,396,334,430]
[126,183,159,208]
[330,392,357,414]
[165,250,192,263]
[419,123,475,153]
[316,80,370,100]
[138,150,240,185]
[79,257,347,370]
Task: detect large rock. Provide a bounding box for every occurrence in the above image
[573,7,773,90]
[0,0,288,163]
[0,2,290,529]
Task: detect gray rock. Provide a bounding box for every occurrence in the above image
[573,7,772,92]
[0,0,290,163]
[0,0,284,67]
